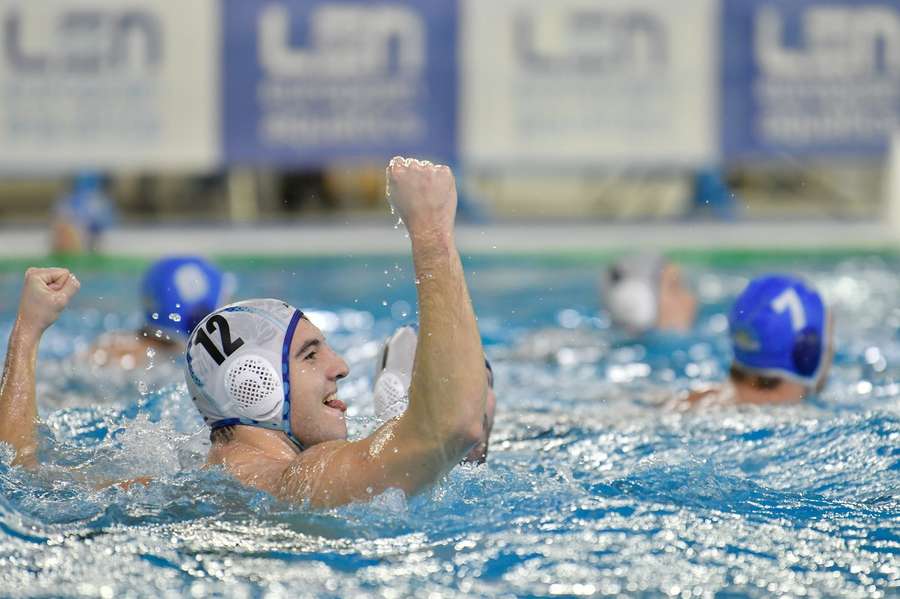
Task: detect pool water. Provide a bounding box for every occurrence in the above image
[0,255,897,598]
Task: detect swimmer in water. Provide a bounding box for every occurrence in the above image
[89,256,232,370]
[184,157,486,507]
[601,252,697,336]
[689,274,833,405]
[510,252,697,363]
[373,326,496,464]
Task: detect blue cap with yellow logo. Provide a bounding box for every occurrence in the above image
[728,274,827,386]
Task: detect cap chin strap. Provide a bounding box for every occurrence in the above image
[281,309,305,451]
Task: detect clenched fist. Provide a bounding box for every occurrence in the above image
[385,157,457,239]
[16,268,80,336]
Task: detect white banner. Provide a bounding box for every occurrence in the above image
[461,0,717,167]
[0,0,219,172]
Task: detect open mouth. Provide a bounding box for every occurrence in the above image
[322,393,347,413]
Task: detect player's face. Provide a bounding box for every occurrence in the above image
[288,319,350,447]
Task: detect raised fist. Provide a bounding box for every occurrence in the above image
[17,267,80,335]
[385,157,457,238]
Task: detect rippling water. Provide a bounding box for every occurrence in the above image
[0,256,897,598]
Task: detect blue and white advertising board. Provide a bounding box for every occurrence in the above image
[722,0,900,159]
[0,0,219,172]
[223,0,457,167]
[461,0,718,168]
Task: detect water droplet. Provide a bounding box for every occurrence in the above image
[391,300,411,321]
[168,313,181,322]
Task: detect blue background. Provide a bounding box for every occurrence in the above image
[722,0,900,160]
[223,0,457,167]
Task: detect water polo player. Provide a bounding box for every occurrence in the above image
[185,158,487,506]
[690,274,833,405]
[89,256,232,369]
[372,325,496,464]
[602,253,697,335]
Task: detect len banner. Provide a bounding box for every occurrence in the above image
[460,0,718,168]
[722,0,900,159]
[223,0,457,167]
[0,0,220,172]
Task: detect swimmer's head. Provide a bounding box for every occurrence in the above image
[142,256,233,339]
[728,274,832,395]
[186,299,349,449]
[373,325,495,464]
[601,253,696,335]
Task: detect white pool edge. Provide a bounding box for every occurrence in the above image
[1,221,898,257]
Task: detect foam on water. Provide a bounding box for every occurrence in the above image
[0,257,897,598]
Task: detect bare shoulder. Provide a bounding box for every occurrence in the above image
[207,441,296,497]
[273,439,357,506]
[88,332,148,368]
[685,382,736,406]
[686,386,720,404]
[209,419,443,508]
[204,438,364,506]
[94,330,143,351]
[277,420,439,508]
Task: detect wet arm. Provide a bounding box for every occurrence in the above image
[276,161,486,507]
[400,230,485,465]
[0,321,42,467]
[0,268,80,468]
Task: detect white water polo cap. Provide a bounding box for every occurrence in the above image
[185,299,305,448]
[601,253,666,335]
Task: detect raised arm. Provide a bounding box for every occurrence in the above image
[390,158,486,452]
[0,268,80,467]
[276,159,486,507]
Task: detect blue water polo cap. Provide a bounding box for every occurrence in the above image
[728,274,827,386]
[142,256,231,338]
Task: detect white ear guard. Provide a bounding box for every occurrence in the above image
[607,279,657,333]
[224,353,282,421]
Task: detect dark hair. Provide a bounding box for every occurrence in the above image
[210,425,236,444]
[729,364,782,390]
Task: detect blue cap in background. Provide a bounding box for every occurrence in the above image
[141,256,231,338]
[728,274,827,386]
